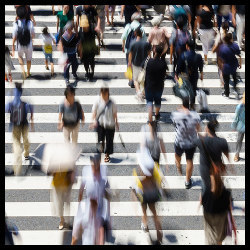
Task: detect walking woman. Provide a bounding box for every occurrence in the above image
[90,86,119,162]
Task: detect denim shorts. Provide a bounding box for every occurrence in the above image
[145,88,163,108]
[44,52,53,63]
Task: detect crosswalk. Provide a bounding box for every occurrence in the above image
[5,5,245,245]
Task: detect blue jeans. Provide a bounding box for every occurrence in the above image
[64,53,78,80]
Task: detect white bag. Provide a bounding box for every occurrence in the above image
[196,89,209,112]
[137,56,150,86]
[58,53,68,68]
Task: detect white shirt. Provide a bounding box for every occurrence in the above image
[39,33,55,47]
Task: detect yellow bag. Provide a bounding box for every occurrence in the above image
[124,66,133,80]
[133,168,143,202]
[80,14,89,28]
[44,44,52,54]
[153,162,164,187]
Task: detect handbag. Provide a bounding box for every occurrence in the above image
[124,66,133,80]
[137,55,150,86]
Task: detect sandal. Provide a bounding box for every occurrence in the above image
[234,154,239,162]
[104,155,110,163]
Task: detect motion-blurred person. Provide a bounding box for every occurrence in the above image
[76,5,101,81]
[215,5,231,31]
[12,5,35,79]
[39,26,56,77]
[121,12,147,88]
[15,5,36,26]
[5,82,34,176]
[133,147,163,244]
[145,45,167,121]
[120,5,139,26]
[5,46,14,82]
[231,92,245,162]
[96,5,106,48]
[232,5,245,51]
[171,97,200,189]
[194,120,229,193]
[148,14,170,59]
[58,21,80,84]
[105,5,116,26]
[175,39,203,110]
[72,154,110,245]
[128,27,151,101]
[219,33,241,98]
[90,86,119,163]
[58,85,85,144]
[56,5,74,43]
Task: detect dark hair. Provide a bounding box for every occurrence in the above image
[100,87,109,97]
[134,27,142,38]
[182,97,189,109]
[186,39,195,50]
[42,26,49,35]
[176,16,184,30]
[210,170,224,198]
[207,119,219,135]
[204,5,214,14]
[224,32,233,45]
[5,46,10,53]
[64,85,75,97]
[155,44,164,57]
[15,82,23,93]
[16,5,27,19]
[221,21,229,32]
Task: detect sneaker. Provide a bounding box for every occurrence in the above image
[155,113,160,121]
[234,153,239,162]
[185,179,192,189]
[24,156,29,161]
[59,222,64,230]
[232,89,239,99]
[204,60,208,65]
[141,222,149,232]
[222,92,229,98]
[65,79,70,85]
[45,66,49,70]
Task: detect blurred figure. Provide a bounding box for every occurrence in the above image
[90,86,119,163]
[72,154,111,245]
[171,97,200,189]
[58,85,85,144]
[12,5,35,79]
[232,5,245,51]
[215,5,231,31]
[120,5,139,26]
[96,5,106,48]
[105,5,116,26]
[145,45,167,121]
[5,82,34,176]
[219,33,241,98]
[175,39,203,110]
[39,26,56,77]
[5,46,14,82]
[148,14,170,59]
[194,120,229,193]
[128,27,151,101]
[169,5,191,31]
[194,5,215,65]
[133,147,163,244]
[58,21,80,84]
[5,219,20,245]
[139,5,151,21]
[231,92,245,162]
[15,5,36,26]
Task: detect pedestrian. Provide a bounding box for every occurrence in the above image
[58,21,80,84]
[56,5,74,43]
[194,119,230,193]
[231,92,245,162]
[148,14,170,59]
[120,5,139,26]
[105,5,116,26]
[171,97,201,189]
[72,154,110,245]
[5,46,14,82]
[169,5,191,31]
[15,5,36,26]
[219,32,242,98]
[175,39,204,110]
[215,5,232,31]
[76,5,101,81]
[39,26,56,77]
[96,5,106,48]
[89,85,119,163]
[145,45,167,121]
[5,82,34,176]
[58,85,85,144]
[12,5,35,79]
[128,27,151,101]
[121,12,147,87]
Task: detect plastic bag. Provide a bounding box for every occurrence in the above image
[124,66,132,80]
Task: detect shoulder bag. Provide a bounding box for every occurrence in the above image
[137,55,150,88]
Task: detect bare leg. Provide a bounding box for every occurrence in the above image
[18,56,26,79]
[141,203,148,228]
[51,63,54,76]
[148,203,162,243]
[186,159,194,182]
[27,60,31,76]
[175,153,182,175]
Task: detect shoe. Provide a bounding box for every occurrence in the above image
[89,72,94,81]
[185,179,192,189]
[234,154,239,162]
[59,222,64,230]
[222,92,229,98]
[45,66,49,70]
[24,156,29,161]
[65,79,70,85]
[232,89,239,99]
[73,74,78,80]
[155,114,160,121]
[128,80,135,88]
[141,222,149,232]
[204,60,208,65]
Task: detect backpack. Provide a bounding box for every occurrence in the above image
[175,29,189,56]
[10,101,27,126]
[173,5,188,25]
[62,102,82,127]
[16,20,31,47]
[125,24,141,50]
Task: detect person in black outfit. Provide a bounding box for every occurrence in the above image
[120,5,139,26]
[145,45,167,122]
[175,39,203,110]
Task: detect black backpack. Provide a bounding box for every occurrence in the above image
[125,25,141,50]
[16,20,31,46]
[10,101,27,126]
[62,102,82,127]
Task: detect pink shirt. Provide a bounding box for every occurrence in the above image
[148,26,170,52]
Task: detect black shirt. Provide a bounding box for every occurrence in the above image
[124,5,138,25]
[236,5,245,15]
[198,9,214,29]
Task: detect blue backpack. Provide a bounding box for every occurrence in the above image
[10,101,27,126]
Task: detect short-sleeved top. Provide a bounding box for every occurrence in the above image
[59,101,83,127]
[170,29,191,55]
[148,26,170,49]
[202,188,231,214]
[236,5,245,15]
[197,9,214,29]
[219,43,240,75]
[129,40,151,67]
[39,33,55,54]
[61,31,80,54]
[12,19,35,50]
[92,97,117,129]
[57,11,74,30]
[171,110,200,149]
[145,57,167,92]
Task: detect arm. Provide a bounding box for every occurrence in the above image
[238,54,242,69]
[76,14,79,34]
[30,13,36,26]
[89,108,98,129]
[56,16,59,33]
[170,44,174,64]
[81,109,85,127]
[29,104,34,132]
[128,51,132,67]
[95,15,101,33]
[231,5,236,27]
[78,183,85,202]
[12,36,16,58]
[199,56,204,80]
[57,40,64,52]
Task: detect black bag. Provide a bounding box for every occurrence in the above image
[16,20,31,46]
[62,102,82,127]
[125,25,141,50]
[173,77,194,101]
[10,101,27,126]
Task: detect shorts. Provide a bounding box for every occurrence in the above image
[17,46,33,61]
[145,88,163,108]
[132,64,142,82]
[44,52,54,63]
[175,144,196,160]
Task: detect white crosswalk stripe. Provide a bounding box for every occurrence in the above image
[5,5,245,245]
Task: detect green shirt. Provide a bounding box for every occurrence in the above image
[57,11,74,29]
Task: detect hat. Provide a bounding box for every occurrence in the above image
[151,14,164,26]
[137,147,155,176]
[131,12,142,21]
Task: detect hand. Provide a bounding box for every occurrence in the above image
[89,120,98,130]
[238,64,241,69]
[95,26,100,34]
[200,76,203,81]
[128,61,132,67]
[122,46,125,53]
[12,49,15,57]
[57,122,63,131]
[120,14,123,20]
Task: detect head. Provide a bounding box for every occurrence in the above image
[134,27,142,38]
[205,119,219,136]
[100,87,109,99]
[64,85,75,104]
[63,5,69,13]
[224,32,233,45]
[221,21,229,33]
[15,82,23,94]
[131,12,141,22]
[154,44,164,58]
[64,21,74,33]
[151,14,163,27]
[176,16,184,30]
[90,153,101,177]
[16,5,27,19]
[84,5,90,9]
[182,97,189,109]
[186,39,195,51]
[42,26,49,36]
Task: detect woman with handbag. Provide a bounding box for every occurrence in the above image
[89,86,119,163]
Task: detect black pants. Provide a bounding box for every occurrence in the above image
[223,72,237,96]
[97,125,115,155]
[189,78,198,107]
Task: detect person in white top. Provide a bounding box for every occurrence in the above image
[12,6,35,79]
[90,85,119,163]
